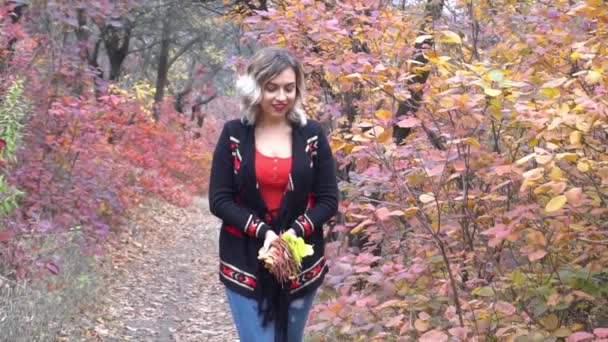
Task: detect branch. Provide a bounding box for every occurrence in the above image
[578,237,608,245]
[167,34,206,68]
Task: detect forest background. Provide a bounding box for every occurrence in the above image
[1,0,607,341]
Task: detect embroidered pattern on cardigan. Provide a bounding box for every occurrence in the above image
[246,216,266,238]
[220,261,257,290]
[229,136,241,174]
[294,214,314,237]
[290,256,326,294]
[304,135,318,168]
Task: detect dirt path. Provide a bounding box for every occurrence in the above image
[58,197,238,342]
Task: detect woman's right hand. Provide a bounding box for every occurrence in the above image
[262,230,279,253]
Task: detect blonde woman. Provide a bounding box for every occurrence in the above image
[208,47,339,341]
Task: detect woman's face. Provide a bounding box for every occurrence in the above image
[259,67,297,121]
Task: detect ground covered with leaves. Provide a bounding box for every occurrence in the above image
[58,197,238,341]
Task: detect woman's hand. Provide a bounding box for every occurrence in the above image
[263,230,279,253]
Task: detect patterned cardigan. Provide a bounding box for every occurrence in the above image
[208,118,339,299]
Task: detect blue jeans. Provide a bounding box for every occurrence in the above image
[225,287,316,342]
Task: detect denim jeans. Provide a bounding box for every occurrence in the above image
[225,287,317,342]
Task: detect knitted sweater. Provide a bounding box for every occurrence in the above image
[208,118,339,300]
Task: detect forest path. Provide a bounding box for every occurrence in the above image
[58,197,238,342]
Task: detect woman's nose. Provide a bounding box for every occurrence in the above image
[276,89,286,100]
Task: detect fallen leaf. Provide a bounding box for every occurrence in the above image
[420,329,448,342]
[545,195,567,213]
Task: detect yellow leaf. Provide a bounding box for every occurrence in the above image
[556,153,578,162]
[545,195,567,213]
[403,207,419,216]
[484,88,502,97]
[463,137,481,148]
[419,193,435,204]
[330,138,346,153]
[584,70,602,85]
[374,109,392,120]
[570,51,581,60]
[549,167,565,181]
[570,131,582,145]
[536,154,553,165]
[541,88,560,98]
[438,30,462,44]
[577,160,592,172]
[439,97,455,109]
[414,319,430,332]
[554,328,572,337]
[377,129,393,144]
[540,314,559,331]
[343,73,362,81]
[534,184,550,195]
[350,219,374,235]
[516,153,536,165]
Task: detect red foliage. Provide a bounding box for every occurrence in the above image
[0,2,221,280]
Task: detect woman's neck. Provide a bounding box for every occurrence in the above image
[257,115,290,129]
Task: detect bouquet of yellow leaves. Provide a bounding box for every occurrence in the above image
[257,232,314,285]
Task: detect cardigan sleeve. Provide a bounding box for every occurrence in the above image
[208,122,271,239]
[290,125,339,238]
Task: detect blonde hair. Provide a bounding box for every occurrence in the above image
[236,47,307,126]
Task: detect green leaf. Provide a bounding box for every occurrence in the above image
[484,88,502,97]
[488,70,504,82]
[472,286,495,297]
[282,233,314,267]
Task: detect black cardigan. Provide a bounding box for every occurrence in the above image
[209,118,339,300]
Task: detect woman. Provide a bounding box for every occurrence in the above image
[208,47,339,342]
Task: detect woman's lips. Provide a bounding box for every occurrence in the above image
[272,104,287,111]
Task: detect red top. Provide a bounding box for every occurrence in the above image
[255,149,292,212]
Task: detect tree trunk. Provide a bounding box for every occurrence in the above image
[392,0,445,149]
[153,18,171,121]
[76,9,104,81]
[1,2,27,71]
[103,20,132,81]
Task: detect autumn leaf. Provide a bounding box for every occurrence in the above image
[545,195,567,212]
[565,188,583,206]
[374,109,392,120]
[527,249,548,262]
[594,328,608,338]
[396,117,421,128]
[584,70,602,85]
[494,301,516,316]
[350,219,374,235]
[438,30,462,44]
[567,331,595,342]
[0,230,15,242]
[541,77,568,88]
[420,329,448,342]
[448,327,470,340]
[472,286,495,297]
[414,319,430,332]
[484,88,502,97]
[540,313,559,330]
[419,193,435,204]
[488,70,504,82]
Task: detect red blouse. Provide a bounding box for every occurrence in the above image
[255,149,292,212]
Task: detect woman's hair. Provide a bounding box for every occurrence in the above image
[236,47,307,126]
